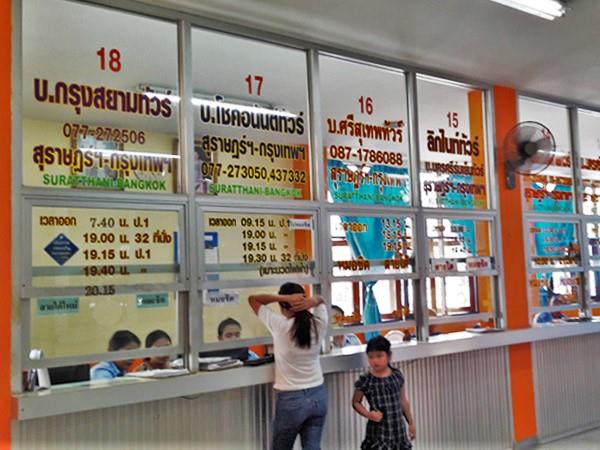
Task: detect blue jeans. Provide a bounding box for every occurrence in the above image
[272,383,327,450]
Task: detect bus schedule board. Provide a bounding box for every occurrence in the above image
[203,211,315,281]
[31,206,180,292]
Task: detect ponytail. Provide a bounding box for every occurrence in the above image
[279,282,319,349]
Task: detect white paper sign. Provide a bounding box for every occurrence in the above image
[431,258,456,273]
[204,290,240,306]
[466,256,491,271]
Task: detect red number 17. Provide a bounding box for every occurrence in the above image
[245,75,264,96]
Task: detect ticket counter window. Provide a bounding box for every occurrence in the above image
[191,29,311,201]
[528,272,581,308]
[202,286,278,344]
[331,280,414,329]
[320,55,410,207]
[29,292,179,359]
[22,0,180,194]
[330,214,414,277]
[579,110,600,215]
[528,221,580,269]
[588,271,600,304]
[201,284,320,345]
[417,76,489,210]
[518,98,574,214]
[426,217,494,273]
[426,276,494,317]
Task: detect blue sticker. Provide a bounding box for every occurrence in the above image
[44,234,79,266]
[204,232,219,248]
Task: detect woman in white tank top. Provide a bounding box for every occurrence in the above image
[249,282,328,450]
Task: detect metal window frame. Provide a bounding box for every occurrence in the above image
[517,94,593,323]
[13,0,508,401]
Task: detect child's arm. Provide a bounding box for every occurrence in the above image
[400,385,416,440]
[352,389,383,422]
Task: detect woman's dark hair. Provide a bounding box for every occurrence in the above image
[279,282,318,349]
[366,335,391,355]
[145,329,172,348]
[108,330,141,352]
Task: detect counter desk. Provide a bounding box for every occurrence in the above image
[16,320,600,420]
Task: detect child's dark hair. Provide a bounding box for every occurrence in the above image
[217,317,241,338]
[332,305,344,316]
[108,330,141,352]
[279,282,318,349]
[366,335,391,355]
[145,329,172,348]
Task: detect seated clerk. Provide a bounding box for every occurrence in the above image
[137,329,172,371]
[331,305,362,348]
[217,317,258,360]
[90,330,141,381]
[533,294,568,327]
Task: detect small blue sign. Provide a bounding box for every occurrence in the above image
[44,233,79,266]
[204,232,219,249]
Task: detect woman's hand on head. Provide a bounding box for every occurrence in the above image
[285,293,309,312]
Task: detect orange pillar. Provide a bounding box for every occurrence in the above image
[0,0,12,447]
[494,86,537,444]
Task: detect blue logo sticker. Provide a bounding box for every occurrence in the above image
[44,234,79,266]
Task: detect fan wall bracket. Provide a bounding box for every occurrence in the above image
[505,161,517,190]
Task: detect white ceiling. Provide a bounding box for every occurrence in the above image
[140,0,600,109]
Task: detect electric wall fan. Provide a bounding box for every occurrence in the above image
[502,121,556,189]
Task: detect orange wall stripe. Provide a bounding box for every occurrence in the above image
[508,344,537,442]
[0,0,12,447]
[495,86,530,330]
[494,86,537,443]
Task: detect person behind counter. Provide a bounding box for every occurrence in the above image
[331,305,362,348]
[217,317,258,360]
[90,330,141,381]
[249,283,328,450]
[137,329,172,371]
[533,294,569,326]
[352,336,416,450]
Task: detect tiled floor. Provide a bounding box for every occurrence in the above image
[534,427,600,449]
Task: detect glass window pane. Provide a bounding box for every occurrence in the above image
[426,218,494,273]
[320,56,410,206]
[203,211,315,281]
[579,110,600,215]
[587,222,600,267]
[23,0,180,193]
[203,286,274,344]
[32,206,181,290]
[528,272,580,307]
[331,280,414,326]
[528,221,579,268]
[427,276,494,316]
[30,292,179,358]
[192,29,310,200]
[588,270,600,303]
[202,285,318,344]
[330,215,414,276]
[418,76,488,209]
[518,98,574,214]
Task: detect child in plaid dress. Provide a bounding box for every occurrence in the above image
[352,336,416,450]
